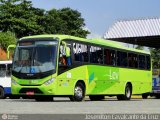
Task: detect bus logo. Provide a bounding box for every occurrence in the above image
[106,69,119,80]
[27,74,34,76]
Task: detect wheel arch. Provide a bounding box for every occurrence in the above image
[0,85,5,99]
[76,80,86,89]
[73,80,86,93]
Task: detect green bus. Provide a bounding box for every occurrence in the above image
[11,35,152,101]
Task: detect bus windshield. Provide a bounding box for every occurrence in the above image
[12,41,58,74]
[0,62,12,77]
[0,64,6,77]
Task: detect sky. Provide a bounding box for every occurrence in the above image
[31,0,160,39]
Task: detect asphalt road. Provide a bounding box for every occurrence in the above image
[0,97,159,114]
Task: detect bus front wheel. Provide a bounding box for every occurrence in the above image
[142,93,148,99]
[69,82,85,102]
[117,83,132,100]
[0,87,5,99]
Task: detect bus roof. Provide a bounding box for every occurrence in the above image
[20,34,150,55]
[0,60,12,64]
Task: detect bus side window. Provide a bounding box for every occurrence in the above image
[104,49,111,65]
[73,43,78,61]
[6,64,12,77]
[134,54,138,68]
[111,50,116,66]
[128,53,138,68]
[66,46,71,66]
[121,52,127,67]
[89,46,95,63]
[117,51,127,67]
[90,46,103,64]
[82,45,89,62]
[146,56,151,70]
[59,42,67,66]
[117,51,121,66]
[73,43,88,62]
[104,49,116,66]
[59,41,72,66]
[97,48,103,64]
[139,55,146,69]
[77,44,82,61]
[0,64,6,77]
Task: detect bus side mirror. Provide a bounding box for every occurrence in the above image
[7,51,10,60]
[7,44,16,60]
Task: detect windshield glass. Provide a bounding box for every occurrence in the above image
[0,64,6,77]
[6,64,12,77]
[12,41,58,74]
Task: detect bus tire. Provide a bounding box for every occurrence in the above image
[69,82,85,102]
[117,83,132,100]
[142,94,148,99]
[0,87,5,99]
[89,95,105,101]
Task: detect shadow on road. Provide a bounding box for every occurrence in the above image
[4,97,145,102]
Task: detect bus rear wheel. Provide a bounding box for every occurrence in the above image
[142,93,148,99]
[69,82,85,102]
[0,87,5,99]
[117,83,132,100]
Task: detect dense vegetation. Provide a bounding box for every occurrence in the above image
[0,0,89,50]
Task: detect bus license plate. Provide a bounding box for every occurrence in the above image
[26,91,34,95]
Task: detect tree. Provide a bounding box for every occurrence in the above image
[0,0,45,38]
[149,48,160,69]
[0,31,16,50]
[43,8,90,38]
[0,1,89,38]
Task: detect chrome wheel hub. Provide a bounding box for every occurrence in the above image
[126,87,131,98]
[75,86,83,98]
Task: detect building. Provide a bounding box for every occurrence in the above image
[0,47,7,60]
[104,17,160,48]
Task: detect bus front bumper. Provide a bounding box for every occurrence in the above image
[11,82,57,96]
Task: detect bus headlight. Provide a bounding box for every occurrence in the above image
[12,79,17,85]
[44,78,55,85]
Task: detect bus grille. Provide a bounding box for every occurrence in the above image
[19,88,43,94]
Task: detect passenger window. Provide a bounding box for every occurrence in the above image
[104,49,116,66]
[128,53,138,68]
[139,55,146,69]
[146,56,151,70]
[90,46,103,64]
[6,64,12,77]
[0,64,6,77]
[59,41,71,66]
[73,43,88,62]
[117,51,127,67]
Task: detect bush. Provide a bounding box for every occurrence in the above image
[0,31,16,50]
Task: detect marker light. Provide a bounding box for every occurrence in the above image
[11,79,17,85]
[44,78,55,85]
